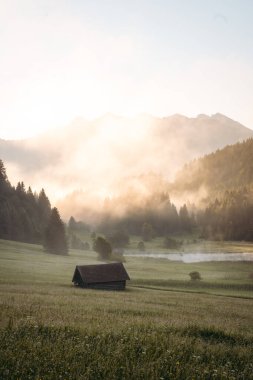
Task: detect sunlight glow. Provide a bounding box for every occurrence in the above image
[0,1,253,139]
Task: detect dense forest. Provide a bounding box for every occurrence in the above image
[91,189,253,243]
[92,139,253,242]
[2,136,253,246]
[0,159,68,252]
[96,192,194,239]
[170,138,253,241]
[199,188,253,241]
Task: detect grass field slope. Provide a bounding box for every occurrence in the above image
[0,239,253,379]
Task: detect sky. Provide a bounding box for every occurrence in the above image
[1,0,253,139]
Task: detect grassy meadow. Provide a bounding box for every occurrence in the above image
[0,239,253,379]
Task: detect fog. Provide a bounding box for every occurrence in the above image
[2,113,253,220]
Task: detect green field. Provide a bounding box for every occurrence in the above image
[0,239,253,379]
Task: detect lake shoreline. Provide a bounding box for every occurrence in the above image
[124,251,253,263]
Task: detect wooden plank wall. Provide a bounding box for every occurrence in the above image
[85,281,126,290]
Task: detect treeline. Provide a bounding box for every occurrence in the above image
[96,192,195,239]
[170,138,253,241]
[93,187,253,242]
[199,188,253,241]
[3,137,253,247]
[93,139,253,242]
[0,160,68,252]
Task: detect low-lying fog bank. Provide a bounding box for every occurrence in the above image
[124,251,253,263]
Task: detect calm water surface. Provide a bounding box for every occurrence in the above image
[124,251,253,263]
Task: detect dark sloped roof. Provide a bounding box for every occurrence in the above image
[72,262,130,284]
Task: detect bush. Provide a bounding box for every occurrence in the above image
[93,236,112,260]
[189,271,202,281]
[137,241,145,251]
[164,236,182,249]
[83,241,90,250]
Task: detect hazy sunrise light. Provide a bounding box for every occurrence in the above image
[1,0,253,139]
[1,2,253,378]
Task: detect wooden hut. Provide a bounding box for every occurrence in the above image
[72,262,130,290]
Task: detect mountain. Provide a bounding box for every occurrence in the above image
[0,113,252,218]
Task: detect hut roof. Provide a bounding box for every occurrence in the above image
[72,262,130,284]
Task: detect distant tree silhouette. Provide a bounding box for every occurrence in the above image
[93,236,112,260]
[137,241,145,251]
[141,222,154,241]
[200,189,253,241]
[0,159,7,182]
[44,207,68,255]
[68,215,90,232]
[106,230,129,248]
[83,241,90,250]
[68,216,77,231]
[179,204,192,232]
[163,236,182,249]
[70,233,88,250]
[38,189,51,230]
[0,159,68,245]
[0,159,10,193]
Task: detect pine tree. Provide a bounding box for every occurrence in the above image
[0,160,7,181]
[38,188,51,231]
[179,204,192,232]
[0,159,10,193]
[44,207,68,255]
[68,216,77,231]
[141,222,154,241]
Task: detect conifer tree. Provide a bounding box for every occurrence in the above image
[0,159,10,192]
[68,216,77,231]
[38,188,51,230]
[179,204,192,232]
[141,222,154,241]
[44,207,68,255]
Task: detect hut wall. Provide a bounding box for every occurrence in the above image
[73,270,84,286]
[85,281,126,290]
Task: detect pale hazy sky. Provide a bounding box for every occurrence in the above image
[1,0,253,139]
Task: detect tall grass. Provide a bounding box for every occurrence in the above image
[1,324,253,380]
[0,239,253,379]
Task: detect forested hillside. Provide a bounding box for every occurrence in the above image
[95,139,253,242]
[169,138,253,241]
[0,159,52,244]
[199,188,253,241]
[2,135,253,244]
[172,138,253,194]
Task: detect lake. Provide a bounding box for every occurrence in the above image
[124,251,253,263]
